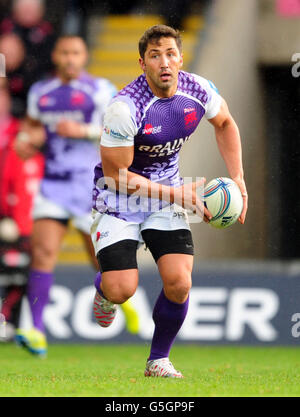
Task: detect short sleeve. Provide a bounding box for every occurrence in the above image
[27,83,41,121]
[191,74,222,119]
[101,99,138,147]
[205,80,222,119]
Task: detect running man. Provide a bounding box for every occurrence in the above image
[91,25,248,378]
[15,35,139,356]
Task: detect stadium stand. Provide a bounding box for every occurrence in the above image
[87,14,204,90]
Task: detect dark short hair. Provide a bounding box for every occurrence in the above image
[54,35,87,50]
[138,25,182,59]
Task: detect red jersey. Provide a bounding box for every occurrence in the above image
[0,117,44,236]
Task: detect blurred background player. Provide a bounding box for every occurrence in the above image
[0,80,44,341]
[0,0,56,118]
[14,35,139,356]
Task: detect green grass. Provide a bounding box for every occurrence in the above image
[0,344,300,397]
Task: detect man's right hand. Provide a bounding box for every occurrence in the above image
[173,178,212,223]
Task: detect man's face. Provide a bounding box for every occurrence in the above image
[13,0,44,28]
[52,38,88,80]
[139,37,183,97]
[0,33,25,71]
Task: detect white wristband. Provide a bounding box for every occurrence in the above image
[83,124,101,141]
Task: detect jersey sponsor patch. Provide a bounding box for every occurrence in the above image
[104,126,129,140]
[138,136,189,157]
[184,107,195,113]
[184,111,198,128]
[39,95,56,107]
[142,124,162,135]
[71,91,85,106]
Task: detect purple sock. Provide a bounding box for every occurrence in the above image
[94,271,106,299]
[149,289,189,361]
[27,269,53,333]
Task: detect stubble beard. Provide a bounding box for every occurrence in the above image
[154,73,175,92]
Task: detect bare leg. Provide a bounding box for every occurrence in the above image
[31,219,68,272]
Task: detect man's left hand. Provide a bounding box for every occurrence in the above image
[233,178,248,224]
[56,120,86,139]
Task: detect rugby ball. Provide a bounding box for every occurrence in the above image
[204,177,243,229]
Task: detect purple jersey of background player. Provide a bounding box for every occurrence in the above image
[93,70,222,223]
[27,72,117,216]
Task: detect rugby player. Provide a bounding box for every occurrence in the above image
[15,35,139,356]
[91,25,248,378]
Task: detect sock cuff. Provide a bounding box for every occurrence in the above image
[94,272,107,299]
[162,290,189,310]
[94,272,101,291]
[29,269,54,280]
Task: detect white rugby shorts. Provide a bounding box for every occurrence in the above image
[32,192,92,234]
[90,204,190,255]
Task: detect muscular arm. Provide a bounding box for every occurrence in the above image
[101,146,209,220]
[208,98,248,223]
[101,145,175,199]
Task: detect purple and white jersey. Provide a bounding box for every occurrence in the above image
[93,70,222,223]
[28,72,117,216]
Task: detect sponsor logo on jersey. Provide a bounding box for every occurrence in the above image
[184,107,196,113]
[110,129,128,140]
[142,124,162,135]
[184,111,198,128]
[71,91,85,106]
[138,136,189,157]
[104,126,128,140]
[39,95,56,107]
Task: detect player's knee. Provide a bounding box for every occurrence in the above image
[31,244,57,269]
[164,271,192,304]
[165,283,191,304]
[107,291,134,305]
[103,283,136,305]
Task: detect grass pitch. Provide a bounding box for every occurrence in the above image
[0,344,300,397]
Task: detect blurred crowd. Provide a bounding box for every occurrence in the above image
[0,0,202,117]
[0,0,56,118]
[0,0,52,337]
[0,0,121,339]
